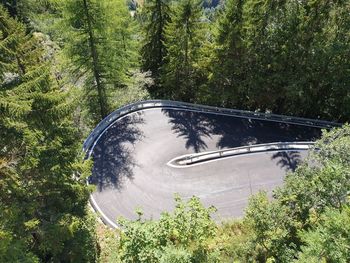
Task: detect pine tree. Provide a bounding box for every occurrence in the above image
[141,0,171,96]
[0,0,50,23]
[210,0,350,121]
[0,6,97,261]
[209,0,245,107]
[161,0,206,102]
[1,0,21,18]
[59,0,138,124]
[241,0,301,113]
[102,0,140,90]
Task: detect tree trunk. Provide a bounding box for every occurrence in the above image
[157,0,163,70]
[82,0,108,120]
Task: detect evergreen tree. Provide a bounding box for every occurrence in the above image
[239,0,294,112]
[0,0,55,25]
[141,0,171,96]
[210,0,350,121]
[0,6,97,262]
[209,0,244,107]
[161,0,206,102]
[59,0,138,124]
[293,0,350,121]
[1,0,22,18]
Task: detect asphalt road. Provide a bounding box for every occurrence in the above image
[89,107,322,225]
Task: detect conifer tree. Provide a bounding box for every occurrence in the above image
[1,0,50,22]
[0,6,97,262]
[59,0,138,123]
[1,0,22,18]
[141,0,171,96]
[210,0,350,121]
[103,0,140,88]
[161,0,205,102]
[209,0,245,107]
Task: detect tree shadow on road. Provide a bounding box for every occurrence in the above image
[162,109,213,153]
[210,116,322,149]
[89,112,145,191]
[209,116,257,148]
[271,150,302,172]
[162,109,322,154]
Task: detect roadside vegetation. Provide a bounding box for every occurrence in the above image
[0,0,349,262]
[96,125,350,263]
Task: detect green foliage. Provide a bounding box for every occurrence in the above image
[212,220,252,262]
[96,224,121,263]
[0,6,97,262]
[314,123,350,165]
[239,125,350,262]
[161,0,208,102]
[209,0,350,121]
[0,0,59,34]
[117,195,219,262]
[112,70,151,110]
[159,246,192,263]
[296,206,350,263]
[1,0,350,261]
[58,0,139,124]
[208,0,245,107]
[0,229,39,263]
[276,125,350,222]
[141,0,171,80]
[243,192,295,262]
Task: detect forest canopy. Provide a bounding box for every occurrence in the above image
[0,0,349,262]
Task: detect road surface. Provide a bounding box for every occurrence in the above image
[88,107,322,226]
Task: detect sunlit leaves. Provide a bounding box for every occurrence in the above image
[118,195,219,262]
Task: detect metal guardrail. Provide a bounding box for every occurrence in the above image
[84,101,337,228]
[170,141,316,167]
[83,100,340,154]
